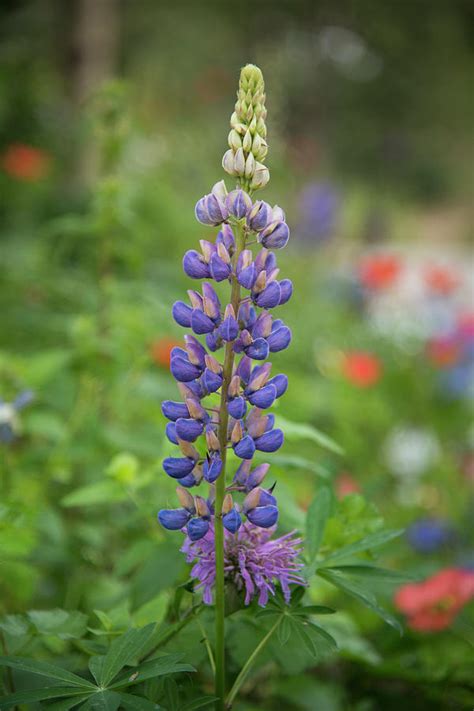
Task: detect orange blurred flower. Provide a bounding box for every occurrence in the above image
[150,338,182,369]
[424,265,460,295]
[395,568,474,632]
[2,143,50,181]
[335,472,360,499]
[358,254,402,289]
[342,351,382,387]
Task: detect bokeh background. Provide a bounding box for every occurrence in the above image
[1,0,473,709]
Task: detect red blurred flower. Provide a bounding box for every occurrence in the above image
[395,568,474,632]
[358,254,402,289]
[2,143,50,181]
[424,265,460,295]
[150,338,182,369]
[426,336,461,368]
[335,472,360,499]
[342,352,382,387]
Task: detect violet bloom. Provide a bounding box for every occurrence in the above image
[295,182,340,245]
[181,522,305,606]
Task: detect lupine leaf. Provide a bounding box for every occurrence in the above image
[109,654,195,688]
[118,694,164,710]
[293,605,336,616]
[306,487,332,561]
[304,621,338,650]
[0,656,96,689]
[98,624,156,686]
[277,616,292,645]
[274,416,344,455]
[46,695,94,711]
[88,656,105,685]
[28,609,88,640]
[320,529,404,565]
[318,568,403,634]
[326,565,417,582]
[78,691,121,711]
[0,687,91,709]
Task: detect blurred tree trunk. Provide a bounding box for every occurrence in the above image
[69,0,120,189]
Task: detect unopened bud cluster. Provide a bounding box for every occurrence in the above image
[222,64,269,191]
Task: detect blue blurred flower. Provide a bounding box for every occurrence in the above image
[0,390,34,444]
[295,182,340,244]
[407,518,453,553]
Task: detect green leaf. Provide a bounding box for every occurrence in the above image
[295,606,336,615]
[0,687,91,709]
[180,696,218,711]
[274,415,344,455]
[326,565,417,583]
[98,624,156,686]
[318,568,403,634]
[61,480,125,508]
[28,609,88,640]
[0,614,30,638]
[304,621,338,651]
[45,695,95,711]
[118,693,164,710]
[0,656,96,689]
[320,529,404,565]
[78,691,122,711]
[277,615,292,645]
[109,653,195,689]
[306,487,332,561]
[293,622,318,658]
[89,656,105,685]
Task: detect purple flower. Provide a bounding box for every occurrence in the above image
[181,522,305,606]
[0,391,34,444]
[407,519,454,553]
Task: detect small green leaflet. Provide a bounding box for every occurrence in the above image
[274,415,344,455]
[320,529,404,565]
[317,567,403,634]
[0,656,96,689]
[306,487,332,561]
[0,687,92,710]
[96,624,156,686]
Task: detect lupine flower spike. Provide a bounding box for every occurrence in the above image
[157,64,302,709]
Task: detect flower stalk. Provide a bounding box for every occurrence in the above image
[157,63,302,709]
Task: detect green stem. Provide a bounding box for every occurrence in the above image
[225,616,281,708]
[214,221,246,711]
[195,613,216,675]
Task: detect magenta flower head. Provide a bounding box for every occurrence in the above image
[181,522,305,606]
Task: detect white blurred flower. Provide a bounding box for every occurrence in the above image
[384,426,440,478]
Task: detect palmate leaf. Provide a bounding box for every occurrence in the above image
[78,691,122,711]
[97,624,156,687]
[0,656,96,689]
[0,686,92,709]
[306,487,332,561]
[318,567,403,634]
[46,696,94,711]
[109,653,195,688]
[320,529,404,565]
[118,693,164,710]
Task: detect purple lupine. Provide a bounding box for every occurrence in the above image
[157,64,302,613]
[181,522,305,606]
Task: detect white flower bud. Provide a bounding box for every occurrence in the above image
[250,161,270,190]
[234,147,245,176]
[244,152,255,179]
[222,149,237,176]
[242,129,252,153]
[228,129,242,151]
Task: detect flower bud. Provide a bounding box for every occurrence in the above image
[228,129,242,151]
[247,200,271,231]
[222,493,234,515]
[250,162,270,190]
[223,508,242,533]
[222,149,237,176]
[259,221,290,250]
[234,147,245,175]
[225,189,252,219]
[176,487,196,511]
[158,508,191,530]
[194,495,211,518]
[244,152,256,179]
[187,517,210,541]
[242,130,252,153]
[247,504,278,528]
